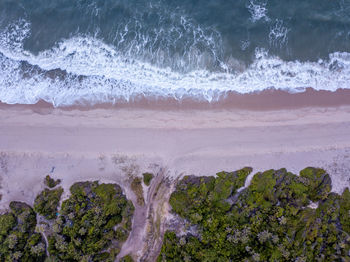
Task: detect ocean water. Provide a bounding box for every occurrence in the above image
[0,0,350,106]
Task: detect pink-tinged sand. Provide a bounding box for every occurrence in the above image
[0,97,349,211]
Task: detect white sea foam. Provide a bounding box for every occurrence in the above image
[109,10,224,73]
[247,0,269,23]
[269,19,290,47]
[0,20,350,106]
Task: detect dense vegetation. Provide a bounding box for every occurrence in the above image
[0,201,46,261]
[1,167,348,261]
[48,181,134,261]
[0,181,133,262]
[158,167,350,261]
[34,187,63,219]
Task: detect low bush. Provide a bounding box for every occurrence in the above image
[143,173,154,186]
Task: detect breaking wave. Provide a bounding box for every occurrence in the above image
[0,16,350,107]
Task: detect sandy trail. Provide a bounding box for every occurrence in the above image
[117,168,173,261]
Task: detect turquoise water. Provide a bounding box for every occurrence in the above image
[0,0,350,106]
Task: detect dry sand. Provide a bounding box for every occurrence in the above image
[0,103,349,210]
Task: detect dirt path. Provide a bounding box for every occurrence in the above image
[117,168,174,261]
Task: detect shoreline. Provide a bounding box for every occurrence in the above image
[1,88,350,111]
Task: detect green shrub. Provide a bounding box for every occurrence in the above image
[44,175,61,188]
[34,187,63,219]
[0,202,46,261]
[143,173,154,186]
[299,167,331,201]
[120,254,134,262]
[169,167,252,223]
[48,181,134,261]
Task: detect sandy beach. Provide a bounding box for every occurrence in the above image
[0,96,349,259]
[1,100,350,210]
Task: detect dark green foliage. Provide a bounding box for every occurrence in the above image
[170,167,252,223]
[120,254,134,262]
[48,181,134,261]
[159,168,350,262]
[34,187,63,219]
[44,175,61,188]
[0,213,16,235]
[143,172,154,186]
[340,188,350,233]
[0,201,46,261]
[299,167,332,201]
[131,177,145,206]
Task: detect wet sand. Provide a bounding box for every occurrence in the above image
[2,87,350,111]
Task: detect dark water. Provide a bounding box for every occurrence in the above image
[0,0,350,105]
